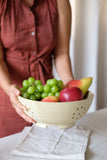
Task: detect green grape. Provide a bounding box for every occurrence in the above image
[48,92,54,96]
[22,80,29,88]
[28,77,35,84]
[43,84,51,93]
[35,86,38,93]
[34,92,41,100]
[37,84,43,92]
[57,80,63,88]
[35,80,42,85]
[46,79,51,85]
[20,91,26,97]
[51,85,59,93]
[55,92,60,98]
[23,92,30,99]
[47,79,58,86]
[41,92,48,99]
[29,95,36,100]
[20,88,27,96]
[59,87,64,91]
[27,86,35,94]
[20,87,26,92]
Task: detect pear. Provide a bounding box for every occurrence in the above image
[66,77,93,96]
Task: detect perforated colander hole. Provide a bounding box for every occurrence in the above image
[81,106,83,109]
[76,108,79,111]
[78,113,82,117]
[27,107,30,110]
[73,113,75,115]
[72,117,74,119]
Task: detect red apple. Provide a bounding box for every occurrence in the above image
[41,96,59,102]
[59,87,83,102]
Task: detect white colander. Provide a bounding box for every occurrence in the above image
[18,91,94,129]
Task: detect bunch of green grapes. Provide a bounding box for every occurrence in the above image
[20,77,64,101]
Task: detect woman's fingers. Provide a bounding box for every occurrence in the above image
[9,84,20,96]
[10,92,27,110]
[11,95,36,123]
[9,84,27,110]
[9,84,36,123]
[13,105,36,123]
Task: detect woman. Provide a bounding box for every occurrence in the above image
[0,0,74,138]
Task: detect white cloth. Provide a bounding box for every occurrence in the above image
[11,124,91,160]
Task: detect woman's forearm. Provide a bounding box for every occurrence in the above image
[0,60,12,95]
[55,0,73,85]
[54,53,74,85]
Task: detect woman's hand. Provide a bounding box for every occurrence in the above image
[0,42,35,123]
[8,84,36,123]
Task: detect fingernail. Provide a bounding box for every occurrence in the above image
[23,107,27,111]
[29,119,33,123]
[17,91,20,95]
[32,121,36,124]
[29,119,35,123]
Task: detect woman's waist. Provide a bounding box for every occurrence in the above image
[4,50,52,64]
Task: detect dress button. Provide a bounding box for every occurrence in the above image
[33,51,36,55]
[31,32,35,36]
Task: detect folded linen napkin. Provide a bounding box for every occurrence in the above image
[12,124,91,160]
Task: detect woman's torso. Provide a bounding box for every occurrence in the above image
[0,0,58,138]
[0,0,58,85]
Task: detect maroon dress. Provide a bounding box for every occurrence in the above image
[0,0,58,138]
